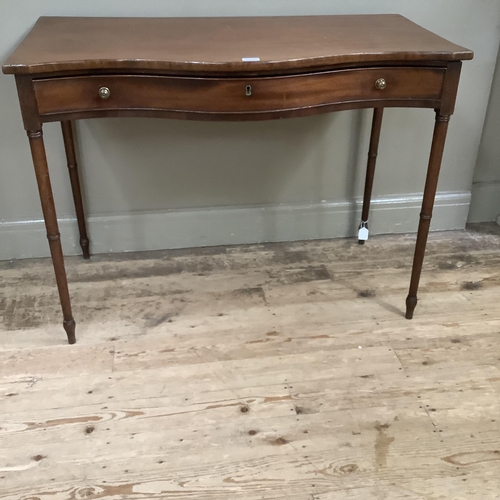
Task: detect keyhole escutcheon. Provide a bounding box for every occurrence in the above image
[245,85,252,96]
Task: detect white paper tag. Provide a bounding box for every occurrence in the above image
[242,57,260,62]
[358,227,369,241]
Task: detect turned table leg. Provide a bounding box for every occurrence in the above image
[61,121,90,259]
[358,107,384,244]
[406,112,450,319]
[28,129,76,344]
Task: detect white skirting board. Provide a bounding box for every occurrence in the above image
[0,191,471,260]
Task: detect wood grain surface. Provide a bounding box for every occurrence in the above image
[1,225,499,498]
[2,15,473,76]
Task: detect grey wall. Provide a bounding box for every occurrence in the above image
[1,0,500,259]
[469,43,500,223]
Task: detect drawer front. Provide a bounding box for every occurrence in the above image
[33,67,445,117]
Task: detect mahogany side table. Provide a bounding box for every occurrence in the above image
[2,15,473,344]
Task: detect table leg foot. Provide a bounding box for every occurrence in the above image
[405,295,417,319]
[64,319,76,344]
[80,237,90,260]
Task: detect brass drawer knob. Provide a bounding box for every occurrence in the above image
[375,78,387,90]
[98,86,111,99]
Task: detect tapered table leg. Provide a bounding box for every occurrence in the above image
[28,129,76,344]
[61,121,90,259]
[358,107,384,244]
[406,112,450,319]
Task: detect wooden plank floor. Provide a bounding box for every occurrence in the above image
[1,224,500,499]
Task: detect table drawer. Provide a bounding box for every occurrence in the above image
[33,67,445,117]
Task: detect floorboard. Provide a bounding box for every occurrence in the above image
[1,224,499,498]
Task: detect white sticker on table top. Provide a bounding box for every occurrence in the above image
[242,57,260,62]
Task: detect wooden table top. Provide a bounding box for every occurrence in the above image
[3,15,473,76]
